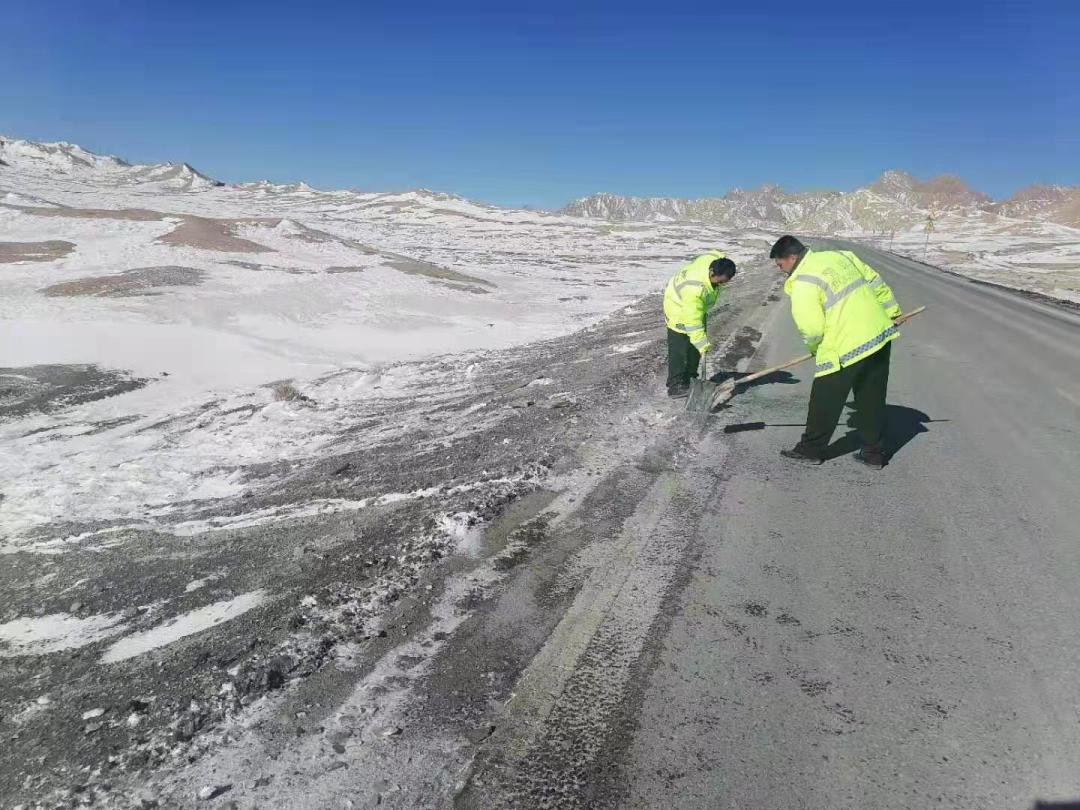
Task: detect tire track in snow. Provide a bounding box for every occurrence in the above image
[456,442,723,809]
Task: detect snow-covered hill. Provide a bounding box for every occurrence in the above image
[0,136,223,192]
[994,183,1080,228]
[563,170,1080,234]
[561,173,961,231]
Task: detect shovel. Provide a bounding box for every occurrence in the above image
[685,352,718,413]
[696,306,926,412]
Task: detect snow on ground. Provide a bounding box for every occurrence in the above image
[843,212,1080,301]
[99,590,268,664]
[0,611,126,657]
[0,266,759,807]
[0,145,770,547]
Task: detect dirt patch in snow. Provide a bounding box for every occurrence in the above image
[222,260,305,274]
[16,205,166,222]
[41,266,206,297]
[157,216,275,253]
[442,281,492,294]
[273,221,376,252]
[0,240,76,263]
[11,203,276,258]
[0,364,148,421]
[225,261,365,276]
[11,204,275,252]
[1014,262,1080,271]
[385,258,495,291]
[229,220,493,289]
[224,260,270,271]
[272,222,492,290]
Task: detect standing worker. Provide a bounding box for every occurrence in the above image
[770,236,901,468]
[663,250,737,397]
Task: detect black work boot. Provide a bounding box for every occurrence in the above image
[667,383,690,399]
[853,448,886,469]
[780,446,823,465]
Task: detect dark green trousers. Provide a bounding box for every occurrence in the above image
[797,342,891,457]
[666,329,701,390]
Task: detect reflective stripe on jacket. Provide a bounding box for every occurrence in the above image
[783,249,902,377]
[662,251,725,353]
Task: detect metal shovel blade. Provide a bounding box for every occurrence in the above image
[685,377,720,413]
[710,380,737,408]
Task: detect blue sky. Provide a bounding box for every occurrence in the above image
[2,0,1076,208]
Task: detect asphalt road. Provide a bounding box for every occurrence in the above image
[615,241,1080,809]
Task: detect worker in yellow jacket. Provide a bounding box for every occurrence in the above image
[662,251,737,397]
[770,236,901,468]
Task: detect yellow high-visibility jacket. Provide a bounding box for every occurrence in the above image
[784,249,902,377]
[663,251,726,353]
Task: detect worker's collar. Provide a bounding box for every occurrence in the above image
[782,250,811,296]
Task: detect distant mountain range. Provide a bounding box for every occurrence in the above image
[0,136,223,192]
[3,135,1078,234]
[563,171,1080,232]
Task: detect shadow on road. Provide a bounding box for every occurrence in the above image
[825,403,945,461]
[707,369,800,390]
[1032,801,1080,810]
[723,403,948,464]
[723,421,803,434]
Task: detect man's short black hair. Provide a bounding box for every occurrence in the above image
[769,235,806,259]
[709,257,737,279]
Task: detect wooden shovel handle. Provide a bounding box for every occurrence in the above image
[733,306,926,387]
[894,305,926,324]
[732,352,813,387]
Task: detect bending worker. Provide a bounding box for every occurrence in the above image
[769,236,901,469]
[662,250,737,397]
